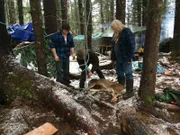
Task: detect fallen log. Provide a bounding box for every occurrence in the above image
[100,62,115,70]
[2,58,180,135]
[5,60,100,135]
[121,115,156,135]
[155,102,180,112]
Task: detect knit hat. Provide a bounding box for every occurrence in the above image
[77,49,88,60]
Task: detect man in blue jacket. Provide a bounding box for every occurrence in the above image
[111,20,135,99]
[50,23,75,86]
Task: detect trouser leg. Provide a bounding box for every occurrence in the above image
[116,62,125,85]
[79,71,86,88]
[123,62,134,99]
[62,57,70,84]
[56,61,63,82]
[96,67,105,79]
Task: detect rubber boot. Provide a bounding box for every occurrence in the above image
[123,79,134,100]
[79,81,85,88]
[118,77,125,86]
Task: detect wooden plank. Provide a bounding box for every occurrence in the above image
[24,122,58,135]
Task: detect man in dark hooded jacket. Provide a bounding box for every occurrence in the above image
[77,49,105,88]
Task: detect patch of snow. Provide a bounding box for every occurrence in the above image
[150,124,169,135]
[0,109,29,135]
[116,97,136,108]
[27,62,37,71]
[14,53,21,63]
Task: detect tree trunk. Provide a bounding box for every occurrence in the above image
[17,0,24,25]
[8,0,16,24]
[172,0,180,61]
[116,0,126,24]
[139,0,163,105]
[43,0,57,34]
[56,0,61,30]
[0,0,10,55]
[30,0,48,76]
[61,0,68,24]
[78,0,84,34]
[137,0,142,26]
[104,1,111,23]
[110,0,114,22]
[74,0,79,34]
[0,0,10,97]
[85,0,92,49]
[142,0,148,26]
[100,0,104,32]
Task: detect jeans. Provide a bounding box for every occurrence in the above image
[116,62,133,80]
[55,57,70,83]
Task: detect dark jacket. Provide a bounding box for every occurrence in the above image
[77,50,100,73]
[111,28,135,63]
[50,31,74,60]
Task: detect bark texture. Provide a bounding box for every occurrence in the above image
[139,0,163,104]
[18,0,24,25]
[61,0,68,24]
[30,0,48,76]
[85,0,92,49]
[78,0,84,34]
[116,0,126,24]
[172,0,180,61]
[43,0,57,34]
[8,0,16,24]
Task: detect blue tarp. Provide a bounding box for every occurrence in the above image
[132,61,166,73]
[8,22,34,43]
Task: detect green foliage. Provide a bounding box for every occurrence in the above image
[13,37,101,78]
[155,88,180,106]
[155,93,173,103]
[14,39,56,77]
[0,72,36,105]
[15,81,33,99]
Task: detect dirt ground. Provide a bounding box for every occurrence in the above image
[0,97,86,135]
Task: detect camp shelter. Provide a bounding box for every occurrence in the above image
[100,25,146,55]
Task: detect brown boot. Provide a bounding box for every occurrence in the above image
[123,79,134,100]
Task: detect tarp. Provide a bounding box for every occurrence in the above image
[73,32,102,40]
[8,22,34,43]
[132,61,166,73]
[101,25,146,38]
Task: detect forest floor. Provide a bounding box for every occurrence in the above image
[0,96,87,135]
[0,54,180,135]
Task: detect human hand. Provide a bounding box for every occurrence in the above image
[128,59,132,64]
[55,55,60,62]
[88,72,92,78]
[72,54,75,60]
[110,60,114,64]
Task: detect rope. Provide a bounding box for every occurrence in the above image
[0,21,7,26]
[82,0,93,90]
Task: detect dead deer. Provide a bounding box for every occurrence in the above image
[87,79,126,102]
